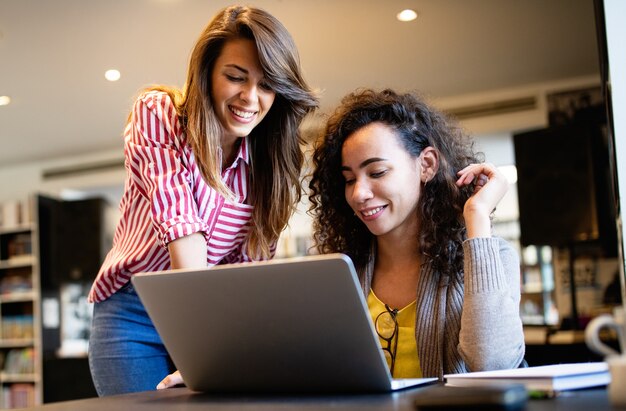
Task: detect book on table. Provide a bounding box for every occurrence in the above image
[444,362,610,393]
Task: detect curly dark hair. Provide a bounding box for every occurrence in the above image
[308,88,482,276]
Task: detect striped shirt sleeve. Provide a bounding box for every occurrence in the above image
[126,91,208,247]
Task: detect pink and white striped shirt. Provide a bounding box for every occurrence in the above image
[89,90,268,303]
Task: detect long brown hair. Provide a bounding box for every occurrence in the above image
[148,6,318,259]
[309,89,480,275]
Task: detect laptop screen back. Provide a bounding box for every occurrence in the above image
[132,253,397,393]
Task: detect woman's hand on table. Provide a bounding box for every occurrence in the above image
[157,370,184,389]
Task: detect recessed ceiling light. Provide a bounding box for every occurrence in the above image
[0,96,11,106]
[397,9,418,22]
[105,69,121,82]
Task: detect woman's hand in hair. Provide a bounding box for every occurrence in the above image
[456,163,509,238]
[157,370,185,390]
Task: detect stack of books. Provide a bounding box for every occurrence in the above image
[445,362,610,394]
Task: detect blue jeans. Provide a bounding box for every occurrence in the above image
[88,282,175,396]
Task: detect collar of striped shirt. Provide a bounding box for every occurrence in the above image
[219,136,250,171]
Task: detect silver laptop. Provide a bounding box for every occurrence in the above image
[131,253,437,393]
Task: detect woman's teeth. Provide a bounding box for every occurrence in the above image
[230,107,255,118]
[362,206,384,217]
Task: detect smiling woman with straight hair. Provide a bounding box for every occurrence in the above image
[88,5,318,396]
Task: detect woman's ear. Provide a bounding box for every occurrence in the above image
[419,147,439,183]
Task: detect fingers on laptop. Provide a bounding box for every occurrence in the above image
[156,370,184,389]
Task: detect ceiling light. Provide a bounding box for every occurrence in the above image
[0,96,11,106]
[397,9,418,22]
[105,69,121,82]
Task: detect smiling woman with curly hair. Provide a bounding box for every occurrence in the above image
[309,88,525,379]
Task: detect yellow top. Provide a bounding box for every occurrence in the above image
[367,290,421,378]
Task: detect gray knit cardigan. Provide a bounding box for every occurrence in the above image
[359,237,526,379]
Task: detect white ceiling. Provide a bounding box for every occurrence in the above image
[0,0,599,168]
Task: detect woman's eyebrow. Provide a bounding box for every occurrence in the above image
[341,157,387,171]
[224,64,248,74]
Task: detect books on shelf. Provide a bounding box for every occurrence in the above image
[1,315,34,340]
[2,383,35,408]
[6,233,32,259]
[0,274,33,296]
[444,362,610,393]
[1,348,34,375]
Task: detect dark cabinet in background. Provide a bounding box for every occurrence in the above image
[38,195,107,402]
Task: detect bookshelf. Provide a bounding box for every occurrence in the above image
[520,245,559,326]
[0,203,42,408]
